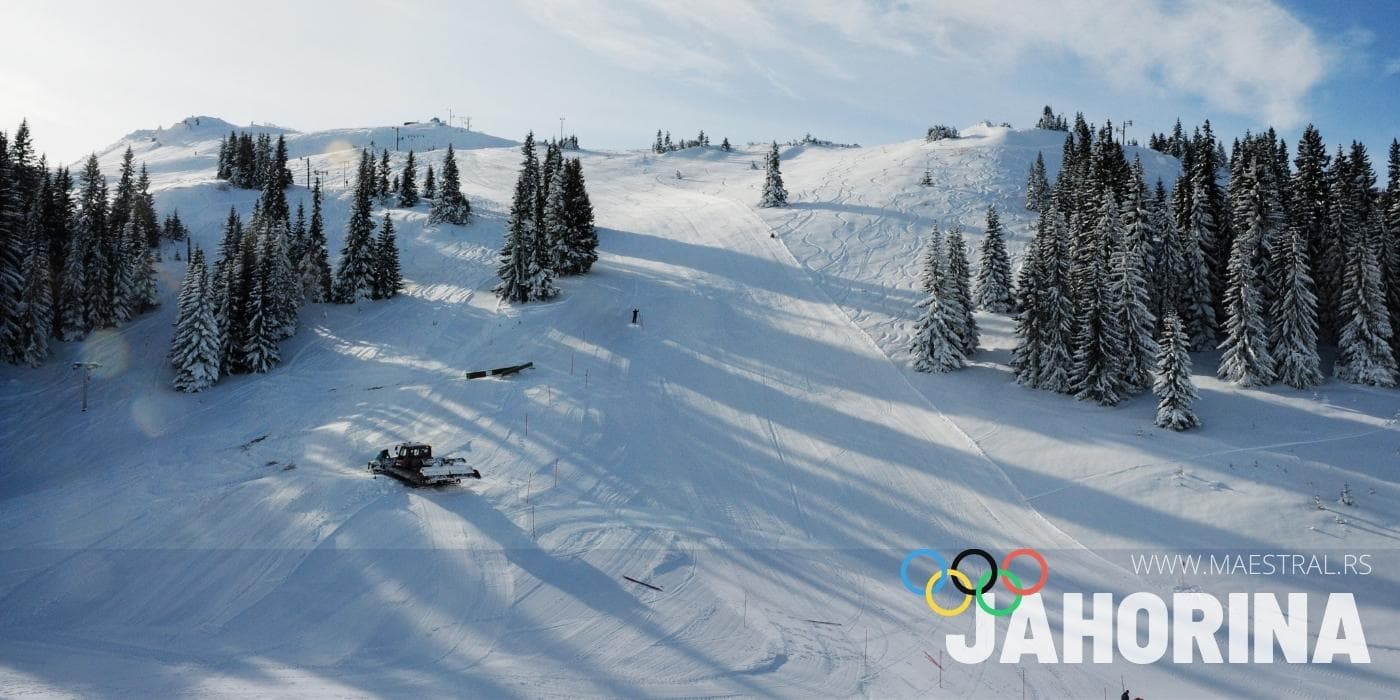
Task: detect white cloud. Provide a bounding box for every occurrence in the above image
[526,0,1332,127]
[1384,58,1400,78]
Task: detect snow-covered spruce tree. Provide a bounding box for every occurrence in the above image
[974,205,1013,312]
[225,230,258,372]
[1269,220,1322,388]
[398,151,419,207]
[1293,125,1336,340]
[128,218,159,315]
[1151,182,1186,321]
[0,141,21,360]
[1109,218,1158,392]
[423,164,436,200]
[1153,312,1200,431]
[211,209,243,374]
[56,206,87,340]
[264,218,298,340]
[170,248,220,392]
[721,137,732,152]
[301,180,333,303]
[289,202,307,271]
[132,164,160,248]
[543,161,569,273]
[495,172,534,304]
[16,205,52,367]
[77,155,113,330]
[920,169,933,187]
[1071,190,1127,405]
[1179,178,1219,350]
[560,158,598,275]
[1334,209,1396,386]
[1012,212,1048,386]
[111,221,139,324]
[1037,205,1078,393]
[759,142,787,208]
[240,234,280,374]
[376,149,392,202]
[944,225,978,355]
[371,213,401,300]
[1381,139,1400,360]
[333,151,378,303]
[1218,158,1276,386]
[1025,152,1048,211]
[429,145,470,225]
[910,231,965,373]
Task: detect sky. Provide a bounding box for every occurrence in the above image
[2,0,1397,167]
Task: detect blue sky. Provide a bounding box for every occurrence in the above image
[3,0,1396,167]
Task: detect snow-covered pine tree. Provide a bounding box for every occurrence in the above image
[132,164,159,247]
[1334,210,1396,386]
[77,155,113,329]
[759,142,787,208]
[560,158,598,275]
[371,212,401,300]
[1269,220,1322,388]
[16,202,52,367]
[111,222,139,324]
[211,209,242,373]
[944,225,978,355]
[240,233,280,373]
[333,151,378,303]
[543,162,569,273]
[1218,157,1276,386]
[423,164,436,200]
[170,248,220,392]
[654,130,664,154]
[301,180,333,303]
[376,149,392,201]
[1036,207,1077,392]
[495,165,534,304]
[974,205,1013,312]
[108,147,136,238]
[429,145,470,225]
[1383,139,1400,359]
[398,150,419,207]
[910,231,965,373]
[1109,214,1157,392]
[1072,189,1128,405]
[721,137,732,152]
[273,135,293,190]
[57,213,87,340]
[1153,312,1200,430]
[1025,153,1048,211]
[225,229,259,372]
[1293,127,1335,340]
[1179,177,1219,349]
[169,243,203,368]
[527,203,558,302]
[0,134,20,360]
[289,202,307,268]
[1012,213,1047,386]
[127,217,159,314]
[264,218,298,339]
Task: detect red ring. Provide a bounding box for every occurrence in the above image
[999,548,1048,595]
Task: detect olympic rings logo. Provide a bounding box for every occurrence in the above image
[899,548,1049,617]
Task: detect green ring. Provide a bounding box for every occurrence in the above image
[975,569,1023,617]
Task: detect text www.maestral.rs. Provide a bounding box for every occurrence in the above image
[1130,553,1373,577]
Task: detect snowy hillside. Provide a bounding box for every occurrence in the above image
[1,120,1397,698]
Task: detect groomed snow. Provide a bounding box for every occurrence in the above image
[1,121,1396,698]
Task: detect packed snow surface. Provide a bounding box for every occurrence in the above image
[1,121,1396,698]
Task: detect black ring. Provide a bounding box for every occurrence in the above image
[951,549,998,595]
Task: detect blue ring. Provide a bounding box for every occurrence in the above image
[900,549,949,595]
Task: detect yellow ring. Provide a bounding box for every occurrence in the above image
[924,569,974,617]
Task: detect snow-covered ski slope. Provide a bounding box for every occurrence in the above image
[1,121,1397,698]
